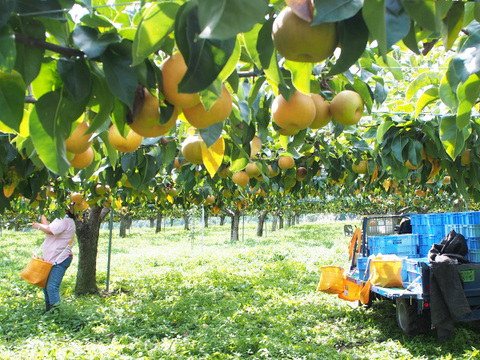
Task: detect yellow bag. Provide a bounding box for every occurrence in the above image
[317,266,344,294]
[20,255,52,288]
[359,280,372,304]
[370,255,403,288]
[338,278,362,301]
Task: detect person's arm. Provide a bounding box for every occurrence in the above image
[31,221,54,235]
[40,214,50,226]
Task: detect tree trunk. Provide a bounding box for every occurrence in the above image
[149,216,155,228]
[156,210,162,233]
[119,212,128,238]
[224,208,241,242]
[184,214,189,230]
[271,214,277,232]
[170,218,174,227]
[279,214,284,229]
[256,210,268,237]
[75,205,110,295]
[204,212,209,228]
[220,214,226,225]
[287,216,292,227]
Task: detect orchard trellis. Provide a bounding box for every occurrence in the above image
[2,0,480,293]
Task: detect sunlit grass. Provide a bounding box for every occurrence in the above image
[1,220,479,359]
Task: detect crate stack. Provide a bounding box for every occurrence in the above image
[367,234,419,257]
[410,211,480,262]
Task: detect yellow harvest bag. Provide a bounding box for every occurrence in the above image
[317,266,345,294]
[370,255,403,288]
[338,278,362,302]
[20,255,52,288]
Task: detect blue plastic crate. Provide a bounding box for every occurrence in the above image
[468,238,480,250]
[445,224,480,238]
[402,258,429,291]
[419,244,433,257]
[465,212,480,225]
[368,234,418,257]
[410,215,419,226]
[469,250,480,263]
[427,213,443,225]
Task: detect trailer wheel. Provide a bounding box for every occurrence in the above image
[396,298,430,335]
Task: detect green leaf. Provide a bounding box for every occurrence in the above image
[160,141,177,171]
[451,22,480,84]
[407,139,424,167]
[385,0,411,49]
[456,74,480,129]
[327,12,369,76]
[175,2,236,94]
[200,122,223,148]
[101,47,137,110]
[242,23,262,69]
[402,21,420,55]
[217,36,241,82]
[405,71,441,101]
[391,135,407,162]
[247,76,266,108]
[0,0,15,27]
[72,26,121,59]
[13,19,45,85]
[312,0,363,24]
[440,115,471,160]
[351,76,373,113]
[439,70,459,111]
[401,0,448,33]
[0,70,24,132]
[29,91,82,175]
[257,17,275,71]
[88,67,115,134]
[376,119,394,144]
[284,60,312,95]
[57,58,92,102]
[363,0,387,56]
[15,0,65,19]
[132,2,179,66]
[415,87,439,118]
[197,0,269,40]
[475,2,480,23]
[0,25,15,72]
[441,2,464,51]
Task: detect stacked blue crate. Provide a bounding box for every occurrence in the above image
[411,211,480,262]
[368,234,418,257]
[411,213,447,256]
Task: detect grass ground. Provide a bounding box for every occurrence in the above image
[1,220,479,359]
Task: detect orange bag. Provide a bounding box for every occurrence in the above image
[20,255,52,288]
[338,278,362,301]
[317,266,344,294]
[370,255,403,288]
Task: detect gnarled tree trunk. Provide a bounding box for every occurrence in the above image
[256,210,268,237]
[75,205,110,295]
[271,214,277,232]
[156,210,162,233]
[149,216,155,228]
[184,214,189,230]
[224,208,241,242]
[119,212,128,238]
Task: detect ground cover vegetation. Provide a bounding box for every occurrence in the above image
[3,0,480,296]
[2,222,480,360]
